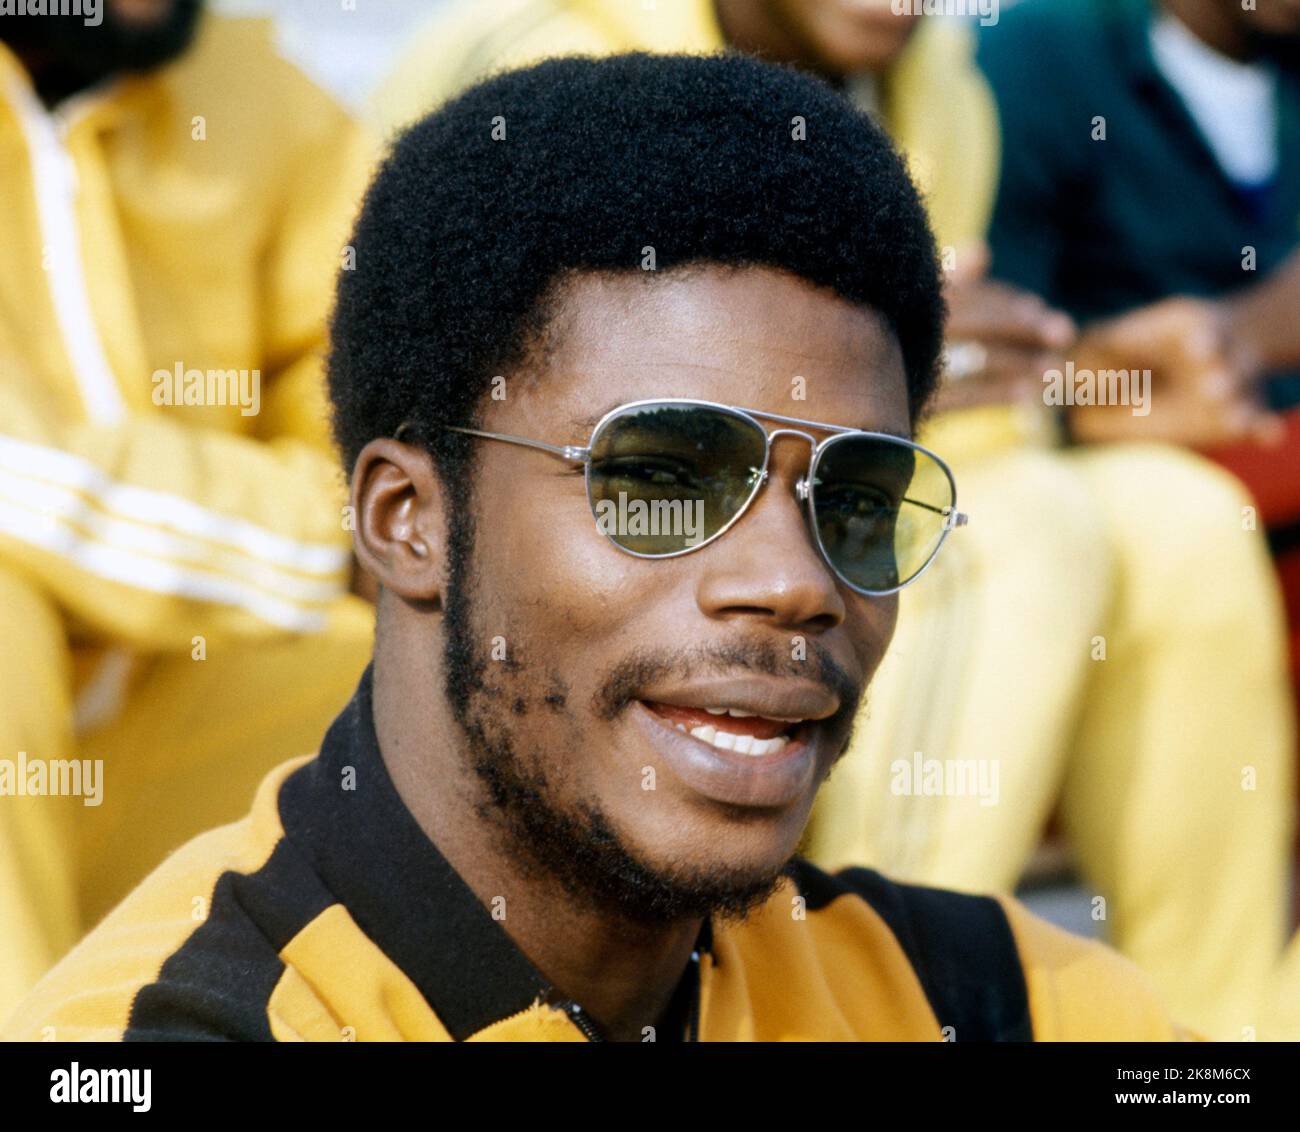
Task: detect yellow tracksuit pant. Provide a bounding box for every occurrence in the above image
[0,574,372,1023]
[806,406,1297,1040]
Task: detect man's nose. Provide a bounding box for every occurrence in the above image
[694,436,846,633]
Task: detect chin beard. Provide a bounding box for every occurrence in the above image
[440,508,791,927]
[461,709,793,926]
[2,0,204,101]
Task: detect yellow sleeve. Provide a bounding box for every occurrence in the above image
[0,379,352,650]
[0,756,300,1043]
[996,895,1202,1041]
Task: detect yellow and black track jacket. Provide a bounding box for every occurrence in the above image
[3,671,1189,1042]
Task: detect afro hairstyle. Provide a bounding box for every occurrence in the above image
[327,50,945,480]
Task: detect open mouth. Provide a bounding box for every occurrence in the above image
[641,701,807,757]
[629,683,836,808]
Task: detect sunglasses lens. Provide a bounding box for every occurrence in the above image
[588,404,768,555]
[812,435,955,593]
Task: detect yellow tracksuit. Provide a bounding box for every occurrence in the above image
[1,669,1193,1042]
[373,0,1297,1039]
[0,14,375,1020]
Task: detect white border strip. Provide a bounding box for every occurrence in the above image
[0,497,329,632]
[0,434,349,577]
[2,73,126,425]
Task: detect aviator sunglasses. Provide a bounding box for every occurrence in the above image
[399,399,967,596]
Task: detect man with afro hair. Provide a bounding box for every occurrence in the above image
[5,52,1187,1043]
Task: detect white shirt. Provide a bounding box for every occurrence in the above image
[1149,11,1278,188]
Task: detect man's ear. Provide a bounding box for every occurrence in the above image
[350,437,446,603]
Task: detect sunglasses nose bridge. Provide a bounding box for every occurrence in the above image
[761,427,819,501]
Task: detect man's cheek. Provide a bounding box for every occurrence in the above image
[537,544,672,639]
[853,596,897,671]
[480,498,612,597]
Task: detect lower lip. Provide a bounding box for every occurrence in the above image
[628,701,820,809]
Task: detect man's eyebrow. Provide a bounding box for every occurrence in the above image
[572,412,612,435]
[571,401,627,435]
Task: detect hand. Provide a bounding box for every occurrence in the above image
[934,244,1076,413]
[1069,296,1284,447]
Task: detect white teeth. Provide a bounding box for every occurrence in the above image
[687,724,789,757]
[751,736,788,756]
[705,707,728,715]
[727,708,755,718]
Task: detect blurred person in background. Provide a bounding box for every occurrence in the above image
[0,0,373,1020]
[979,0,1300,718]
[373,0,1296,1038]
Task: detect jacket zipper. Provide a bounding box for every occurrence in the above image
[561,1000,606,1043]
[686,950,701,1043]
[560,948,702,1043]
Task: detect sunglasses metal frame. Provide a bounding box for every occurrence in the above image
[404,398,967,596]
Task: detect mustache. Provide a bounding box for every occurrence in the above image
[591,638,863,723]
